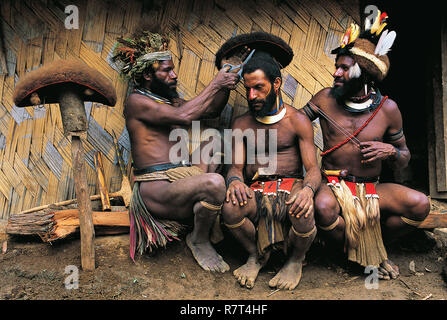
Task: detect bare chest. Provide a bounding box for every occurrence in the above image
[321,107,389,144]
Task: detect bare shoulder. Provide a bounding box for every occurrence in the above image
[381,97,399,113]
[287,105,313,136]
[125,92,158,116]
[310,88,333,104]
[381,97,402,119]
[287,105,311,124]
[231,112,252,129]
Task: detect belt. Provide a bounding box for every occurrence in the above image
[133,162,191,176]
[253,174,304,182]
[326,174,379,184]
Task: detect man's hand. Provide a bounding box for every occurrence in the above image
[213,68,240,90]
[360,141,398,164]
[286,187,314,219]
[220,46,252,73]
[226,180,253,207]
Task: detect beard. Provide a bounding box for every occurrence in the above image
[248,87,277,118]
[150,76,179,100]
[330,75,365,103]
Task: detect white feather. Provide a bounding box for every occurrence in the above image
[375,31,396,56]
[375,29,388,54]
[349,63,362,79]
[365,17,372,31]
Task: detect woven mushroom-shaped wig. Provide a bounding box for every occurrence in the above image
[13,59,117,107]
[215,32,294,70]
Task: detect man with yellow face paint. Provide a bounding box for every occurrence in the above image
[216,33,321,291]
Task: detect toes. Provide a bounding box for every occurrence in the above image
[246,279,255,289]
[378,267,389,276]
[221,262,230,273]
[278,280,287,290]
[239,275,247,287]
[269,276,279,288]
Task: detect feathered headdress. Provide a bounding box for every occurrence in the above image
[112,30,172,85]
[332,9,397,82]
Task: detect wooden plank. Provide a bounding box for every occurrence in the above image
[418,211,447,229]
[431,14,447,192]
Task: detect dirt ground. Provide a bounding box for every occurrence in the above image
[0,203,446,302]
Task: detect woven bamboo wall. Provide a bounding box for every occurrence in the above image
[0,0,360,219]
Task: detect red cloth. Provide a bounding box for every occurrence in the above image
[250,178,296,195]
[326,176,378,197]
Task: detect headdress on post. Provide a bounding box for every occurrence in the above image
[331,9,397,82]
[112,31,172,85]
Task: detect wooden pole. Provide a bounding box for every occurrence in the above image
[94,151,111,211]
[59,87,95,271]
[72,135,95,271]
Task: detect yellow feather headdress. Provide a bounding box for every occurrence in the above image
[332,8,397,82]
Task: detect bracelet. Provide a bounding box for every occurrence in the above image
[392,146,401,161]
[304,184,315,195]
[226,176,242,187]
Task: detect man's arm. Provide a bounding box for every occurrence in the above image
[225,118,253,207]
[286,111,321,218]
[360,99,410,169]
[299,88,331,121]
[126,68,239,126]
[199,89,231,119]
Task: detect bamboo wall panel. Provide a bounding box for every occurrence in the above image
[0,0,359,219]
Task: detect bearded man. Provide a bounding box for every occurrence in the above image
[301,11,430,279]
[216,32,321,290]
[113,29,240,272]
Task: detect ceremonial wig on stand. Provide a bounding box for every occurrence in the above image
[331,9,397,84]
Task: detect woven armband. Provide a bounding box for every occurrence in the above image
[302,103,319,121]
[384,128,404,142]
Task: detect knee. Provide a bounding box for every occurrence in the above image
[314,196,339,227]
[203,173,226,203]
[289,210,315,231]
[222,202,247,225]
[407,192,430,221]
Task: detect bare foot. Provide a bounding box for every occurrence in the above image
[233,256,263,289]
[269,260,303,291]
[378,259,399,280]
[186,233,230,273]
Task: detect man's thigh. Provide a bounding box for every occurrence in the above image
[376,183,427,217]
[139,173,224,220]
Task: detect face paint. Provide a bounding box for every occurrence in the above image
[248,84,277,118]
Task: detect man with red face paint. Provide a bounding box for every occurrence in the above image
[301,11,430,280]
[114,29,240,272]
[220,40,321,290]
